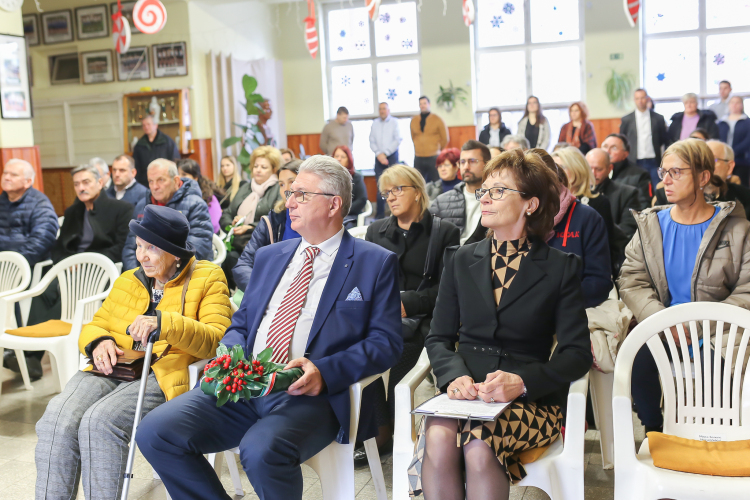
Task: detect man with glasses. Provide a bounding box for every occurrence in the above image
[137,155,403,500]
[430,140,490,244]
[588,148,640,240]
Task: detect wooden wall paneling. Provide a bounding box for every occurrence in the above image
[591,118,622,147]
[0,146,44,193]
[447,126,478,150]
[41,167,75,216]
[188,138,214,180]
[364,175,377,202]
[287,134,323,158]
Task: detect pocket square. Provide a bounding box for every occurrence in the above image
[346,287,363,301]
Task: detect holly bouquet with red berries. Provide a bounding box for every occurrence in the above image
[200,344,303,407]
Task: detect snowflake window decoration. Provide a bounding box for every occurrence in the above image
[385,34,390,41]
[355,40,367,49]
[340,30,346,38]
[342,76,351,86]
[491,15,504,28]
[400,17,407,23]
[386,88,397,100]
[656,73,666,81]
[337,46,344,52]
[503,2,515,15]
[359,21,365,27]
[713,53,725,65]
[402,39,413,49]
[380,13,390,23]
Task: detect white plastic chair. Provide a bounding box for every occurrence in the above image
[212,234,226,265]
[0,252,31,299]
[393,348,589,500]
[589,369,615,469]
[357,200,372,227]
[348,226,368,240]
[0,253,119,394]
[613,302,750,500]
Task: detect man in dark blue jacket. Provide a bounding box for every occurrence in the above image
[121,159,213,270]
[137,156,402,500]
[106,155,150,206]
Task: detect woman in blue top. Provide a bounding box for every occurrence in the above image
[231,159,301,292]
[618,139,750,433]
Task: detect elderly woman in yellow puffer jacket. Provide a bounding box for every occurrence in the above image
[34,205,232,500]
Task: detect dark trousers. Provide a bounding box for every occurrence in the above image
[222,250,241,291]
[136,388,340,500]
[637,158,660,193]
[734,161,750,187]
[374,151,399,219]
[414,155,438,183]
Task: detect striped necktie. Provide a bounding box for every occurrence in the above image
[266,246,321,364]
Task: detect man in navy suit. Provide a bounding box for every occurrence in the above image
[136,155,403,500]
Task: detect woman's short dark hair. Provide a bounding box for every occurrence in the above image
[280,159,303,175]
[462,140,492,163]
[483,149,561,238]
[690,128,710,140]
[177,158,223,204]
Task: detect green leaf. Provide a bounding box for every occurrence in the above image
[248,94,265,103]
[237,148,251,167]
[247,381,262,391]
[231,344,246,364]
[257,347,272,363]
[205,366,221,378]
[216,388,230,407]
[216,344,229,357]
[242,75,258,97]
[222,136,242,148]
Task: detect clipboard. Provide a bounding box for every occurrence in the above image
[411,393,512,421]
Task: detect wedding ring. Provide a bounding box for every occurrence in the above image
[452,388,459,395]
[96,355,103,361]
[490,397,495,403]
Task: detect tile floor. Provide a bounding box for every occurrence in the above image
[0,356,630,499]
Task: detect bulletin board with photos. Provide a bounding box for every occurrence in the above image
[123,88,192,155]
[0,34,32,119]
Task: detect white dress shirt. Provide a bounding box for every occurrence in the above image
[369,115,402,157]
[634,108,655,160]
[252,227,345,360]
[461,186,481,245]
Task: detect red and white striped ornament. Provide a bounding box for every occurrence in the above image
[112,5,132,54]
[133,0,167,35]
[623,0,640,27]
[304,0,318,59]
[366,0,382,21]
[462,0,475,27]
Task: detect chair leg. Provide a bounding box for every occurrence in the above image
[49,346,78,394]
[364,438,387,500]
[590,370,615,469]
[14,349,33,391]
[224,451,245,497]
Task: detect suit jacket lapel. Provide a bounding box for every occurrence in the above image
[306,231,354,350]
[497,241,548,312]
[469,239,496,313]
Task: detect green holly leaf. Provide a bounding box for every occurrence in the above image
[205,366,221,378]
[257,348,272,363]
[216,388,230,407]
[222,136,242,148]
[230,344,245,364]
[216,344,229,357]
[246,381,262,391]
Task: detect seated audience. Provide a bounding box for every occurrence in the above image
[601,133,652,207]
[478,107,511,148]
[426,147,461,200]
[122,159,213,271]
[333,145,367,228]
[588,148,641,240]
[489,146,503,158]
[361,164,460,464]
[220,145,282,290]
[216,155,247,210]
[500,134,530,151]
[689,128,710,140]
[34,205,231,500]
[177,159,224,234]
[552,146,625,276]
[517,96,551,150]
[536,149,612,308]
[668,93,719,142]
[553,141,570,152]
[430,140,490,243]
[107,155,150,205]
[89,157,113,193]
[232,159,302,293]
[718,96,750,185]
[280,147,296,164]
[559,102,597,155]
[411,149,592,499]
[618,138,750,433]
[136,156,403,500]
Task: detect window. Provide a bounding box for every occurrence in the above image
[473,0,583,139]
[641,0,750,120]
[323,1,420,169]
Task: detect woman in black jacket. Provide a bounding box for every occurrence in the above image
[361,164,460,464]
[478,108,511,148]
[668,93,720,142]
[409,149,592,499]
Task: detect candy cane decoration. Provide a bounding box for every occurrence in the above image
[304,0,318,59]
[366,0,382,21]
[623,0,640,27]
[133,0,168,35]
[112,2,132,54]
[462,0,475,27]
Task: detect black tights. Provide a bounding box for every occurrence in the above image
[421,417,510,500]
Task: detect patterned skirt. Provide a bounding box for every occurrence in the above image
[407,402,562,497]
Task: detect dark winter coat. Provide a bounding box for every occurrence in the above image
[0,187,59,268]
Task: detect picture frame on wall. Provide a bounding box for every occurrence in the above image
[152,42,188,78]
[0,34,32,119]
[117,46,150,81]
[81,50,115,84]
[49,53,80,85]
[23,14,39,47]
[111,1,142,34]
[75,5,110,40]
[41,10,75,45]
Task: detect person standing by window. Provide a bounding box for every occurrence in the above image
[517,96,551,150]
[369,102,402,219]
[559,102,597,155]
[411,96,449,182]
[478,108,511,148]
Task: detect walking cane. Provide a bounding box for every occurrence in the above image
[121,331,158,500]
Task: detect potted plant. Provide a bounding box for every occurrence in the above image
[605,69,636,110]
[221,75,269,172]
[436,80,468,113]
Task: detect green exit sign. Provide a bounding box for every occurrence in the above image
[610,53,624,60]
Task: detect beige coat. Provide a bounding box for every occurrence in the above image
[617,201,750,358]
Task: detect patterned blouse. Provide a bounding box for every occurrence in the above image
[491,237,531,306]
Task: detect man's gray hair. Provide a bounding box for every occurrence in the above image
[707,140,735,163]
[71,163,101,181]
[113,154,136,170]
[5,158,35,183]
[500,134,531,150]
[682,92,698,103]
[89,157,109,177]
[148,158,179,178]
[299,155,353,216]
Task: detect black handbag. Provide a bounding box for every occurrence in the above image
[401,216,442,341]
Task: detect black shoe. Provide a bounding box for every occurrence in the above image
[353,439,393,468]
[25,356,43,381]
[644,425,663,435]
[3,350,20,373]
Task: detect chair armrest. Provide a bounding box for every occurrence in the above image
[559,372,589,461]
[348,371,388,443]
[69,291,110,336]
[32,260,52,287]
[189,359,210,388]
[394,349,431,446]
[115,262,123,273]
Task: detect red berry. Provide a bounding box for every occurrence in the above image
[205,377,213,382]
[223,376,231,384]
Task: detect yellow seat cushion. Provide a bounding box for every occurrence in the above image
[6,320,72,338]
[516,445,550,464]
[649,432,750,477]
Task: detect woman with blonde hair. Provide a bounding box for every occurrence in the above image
[216,156,246,210]
[360,163,460,466]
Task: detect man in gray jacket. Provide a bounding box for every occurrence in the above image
[429,140,490,244]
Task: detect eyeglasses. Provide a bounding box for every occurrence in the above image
[284,190,336,203]
[379,185,415,199]
[715,158,730,163]
[475,187,526,201]
[458,158,483,167]
[657,167,692,181]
